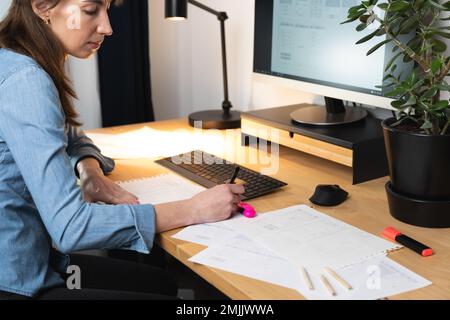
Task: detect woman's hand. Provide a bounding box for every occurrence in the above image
[187,184,246,224]
[154,183,246,233]
[77,158,139,205]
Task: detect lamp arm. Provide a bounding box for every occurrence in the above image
[188,0,220,17]
[188,0,232,114]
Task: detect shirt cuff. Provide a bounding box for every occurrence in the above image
[127,204,157,254]
[71,148,115,178]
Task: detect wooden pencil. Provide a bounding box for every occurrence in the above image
[324,267,352,291]
[301,267,314,290]
[320,274,336,296]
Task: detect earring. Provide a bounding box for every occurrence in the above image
[44,18,50,25]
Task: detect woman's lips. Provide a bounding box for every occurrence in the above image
[87,42,102,50]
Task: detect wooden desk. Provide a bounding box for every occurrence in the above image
[88,118,450,300]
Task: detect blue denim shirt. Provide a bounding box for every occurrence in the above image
[0,48,156,297]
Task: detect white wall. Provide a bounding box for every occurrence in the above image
[67,56,102,130]
[149,0,317,121]
[0,0,11,20]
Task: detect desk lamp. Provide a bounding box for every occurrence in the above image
[165,0,241,129]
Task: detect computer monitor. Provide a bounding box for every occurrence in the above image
[253,0,412,126]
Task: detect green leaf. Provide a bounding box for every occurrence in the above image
[406,36,421,47]
[348,5,365,15]
[398,16,418,34]
[418,100,430,111]
[377,3,389,10]
[341,15,362,24]
[403,95,417,106]
[436,83,450,91]
[432,100,449,110]
[356,23,368,31]
[431,58,442,74]
[399,81,410,91]
[421,87,439,101]
[355,28,380,44]
[410,69,418,85]
[383,73,395,81]
[429,0,449,10]
[432,39,447,52]
[385,52,403,72]
[376,28,386,36]
[414,0,427,10]
[389,1,411,11]
[421,120,433,130]
[437,31,450,39]
[347,8,366,18]
[386,87,408,97]
[359,14,371,24]
[403,54,413,63]
[388,15,405,33]
[411,79,425,91]
[377,83,396,89]
[391,100,404,108]
[367,39,393,56]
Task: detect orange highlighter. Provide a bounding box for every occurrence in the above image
[383,227,433,257]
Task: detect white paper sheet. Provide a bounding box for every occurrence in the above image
[117,173,205,205]
[220,204,401,269]
[189,234,431,300]
[172,223,238,247]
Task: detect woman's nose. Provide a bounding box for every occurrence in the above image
[98,13,113,36]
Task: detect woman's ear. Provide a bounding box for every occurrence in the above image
[31,0,54,23]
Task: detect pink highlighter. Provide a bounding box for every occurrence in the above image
[229,167,256,218]
[238,202,256,218]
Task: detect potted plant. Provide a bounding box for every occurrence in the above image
[343,0,450,227]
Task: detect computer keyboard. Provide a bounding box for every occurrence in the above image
[155,150,287,200]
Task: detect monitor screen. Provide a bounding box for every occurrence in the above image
[253,0,412,109]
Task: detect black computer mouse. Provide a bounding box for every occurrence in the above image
[309,185,349,206]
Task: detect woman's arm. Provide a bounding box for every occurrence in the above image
[76,157,140,204]
[0,65,156,254]
[66,124,115,177]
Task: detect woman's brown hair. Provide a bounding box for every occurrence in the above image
[0,0,82,126]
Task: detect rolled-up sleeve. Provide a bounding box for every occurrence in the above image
[66,124,115,177]
[0,65,156,254]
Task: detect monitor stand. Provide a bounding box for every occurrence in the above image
[290,97,368,126]
[240,104,388,184]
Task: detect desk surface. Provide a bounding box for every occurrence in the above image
[88,118,450,300]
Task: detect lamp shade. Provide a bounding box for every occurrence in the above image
[165,0,188,20]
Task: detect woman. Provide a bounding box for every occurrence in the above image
[0,0,244,299]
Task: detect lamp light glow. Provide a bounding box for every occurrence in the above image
[166,17,187,21]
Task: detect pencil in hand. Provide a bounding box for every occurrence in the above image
[229,167,240,184]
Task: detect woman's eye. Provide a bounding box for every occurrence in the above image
[84,9,98,16]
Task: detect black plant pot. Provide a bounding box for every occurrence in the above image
[382,118,450,228]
